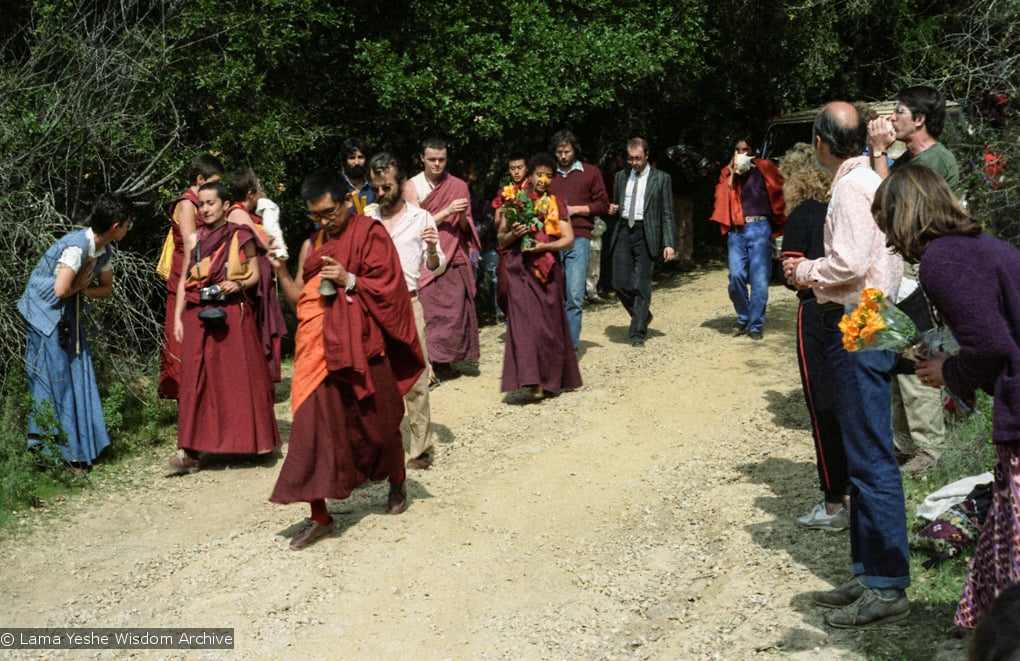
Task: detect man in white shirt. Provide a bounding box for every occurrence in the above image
[368,152,446,470]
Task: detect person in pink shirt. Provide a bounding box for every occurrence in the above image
[784,101,909,629]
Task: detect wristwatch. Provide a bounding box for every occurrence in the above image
[871,151,887,158]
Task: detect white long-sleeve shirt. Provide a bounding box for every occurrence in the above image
[368,205,447,293]
[255,197,288,259]
[796,156,903,304]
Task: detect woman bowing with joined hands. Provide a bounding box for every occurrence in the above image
[18,193,133,469]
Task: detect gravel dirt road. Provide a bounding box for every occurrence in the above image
[0,266,970,659]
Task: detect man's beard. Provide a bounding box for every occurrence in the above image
[378,188,401,212]
[344,163,365,179]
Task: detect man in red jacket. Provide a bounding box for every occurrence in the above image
[709,135,785,340]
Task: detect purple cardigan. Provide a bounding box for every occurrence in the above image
[920,233,1020,444]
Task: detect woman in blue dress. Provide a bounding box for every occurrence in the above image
[18,193,133,467]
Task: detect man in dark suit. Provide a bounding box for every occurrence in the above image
[608,138,676,347]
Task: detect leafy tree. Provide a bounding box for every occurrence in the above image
[352,0,709,175]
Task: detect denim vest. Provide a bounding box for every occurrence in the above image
[18,229,112,336]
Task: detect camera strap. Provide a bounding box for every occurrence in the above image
[192,229,229,288]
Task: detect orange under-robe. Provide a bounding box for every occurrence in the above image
[271,215,424,504]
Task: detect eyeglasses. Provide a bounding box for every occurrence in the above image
[368,183,396,194]
[307,201,346,222]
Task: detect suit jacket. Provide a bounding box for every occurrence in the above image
[610,166,676,258]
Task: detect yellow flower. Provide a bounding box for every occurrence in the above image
[501,184,516,201]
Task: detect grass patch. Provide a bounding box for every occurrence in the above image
[0,368,178,532]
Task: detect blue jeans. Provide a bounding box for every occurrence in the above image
[727,221,771,333]
[822,306,911,589]
[561,237,590,351]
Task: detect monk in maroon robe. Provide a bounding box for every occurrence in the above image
[403,137,480,375]
[168,182,280,474]
[271,170,424,550]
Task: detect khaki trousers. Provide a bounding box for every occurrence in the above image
[892,373,945,458]
[402,296,432,459]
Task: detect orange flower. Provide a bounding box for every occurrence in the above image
[840,287,917,353]
[861,288,885,312]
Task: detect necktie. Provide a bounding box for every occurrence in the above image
[627,171,639,228]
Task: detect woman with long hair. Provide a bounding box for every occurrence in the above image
[872,163,1020,629]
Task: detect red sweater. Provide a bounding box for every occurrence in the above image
[548,162,610,239]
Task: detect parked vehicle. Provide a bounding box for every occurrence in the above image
[760,100,962,162]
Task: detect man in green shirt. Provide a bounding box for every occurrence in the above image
[867,85,959,475]
[867,85,960,190]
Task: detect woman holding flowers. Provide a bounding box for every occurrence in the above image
[496,152,581,399]
[872,163,1020,630]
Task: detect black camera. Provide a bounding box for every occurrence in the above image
[666,144,712,178]
[57,318,74,349]
[200,284,225,304]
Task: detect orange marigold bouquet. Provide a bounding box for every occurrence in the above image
[839,288,918,352]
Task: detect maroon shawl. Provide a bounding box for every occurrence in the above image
[415,172,481,291]
[183,223,258,305]
[302,215,424,399]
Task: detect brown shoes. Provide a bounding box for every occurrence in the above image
[387,480,408,515]
[289,520,333,550]
[406,453,431,470]
[901,450,938,475]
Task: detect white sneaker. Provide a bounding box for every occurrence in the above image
[797,502,849,531]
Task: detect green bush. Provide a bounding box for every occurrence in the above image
[0,373,87,526]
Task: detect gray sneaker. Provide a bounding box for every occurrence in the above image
[811,576,866,609]
[797,502,850,531]
[824,588,910,628]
